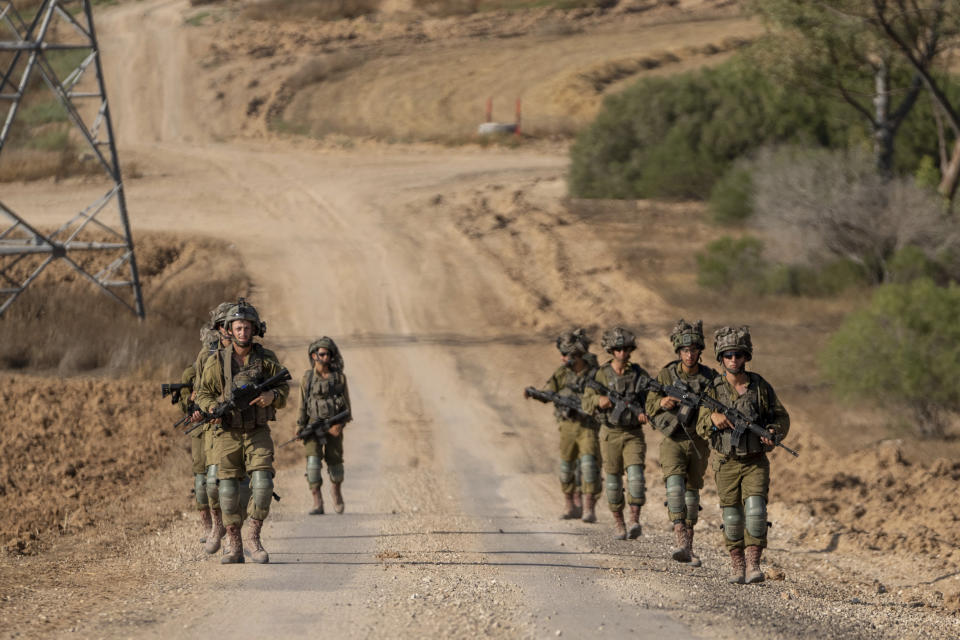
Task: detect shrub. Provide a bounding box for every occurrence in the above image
[709,164,753,225]
[750,146,960,284]
[820,279,960,437]
[695,235,767,294]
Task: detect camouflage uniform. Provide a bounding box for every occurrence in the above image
[196,299,289,564]
[696,326,790,584]
[298,365,352,505]
[542,353,600,498]
[646,319,716,565]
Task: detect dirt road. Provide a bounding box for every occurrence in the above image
[3,1,959,638]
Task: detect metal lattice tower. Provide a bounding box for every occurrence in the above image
[0,0,144,318]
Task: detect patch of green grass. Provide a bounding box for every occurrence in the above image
[18,100,68,126]
[45,48,91,80]
[185,11,210,27]
[27,128,70,152]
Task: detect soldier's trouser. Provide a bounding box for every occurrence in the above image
[558,420,601,495]
[660,435,709,525]
[303,432,344,487]
[714,453,770,550]
[215,425,275,527]
[600,425,646,511]
[203,429,220,510]
[190,431,207,509]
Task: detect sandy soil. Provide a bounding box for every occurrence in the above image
[1,1,959,638]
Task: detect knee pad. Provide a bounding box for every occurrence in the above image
[579,455,599,485]
[744,495,768,539]
[306,456,323,485]
[250,470,274,512]
[573,459,582,487]
[194,474,209,507]
[684,489,700,525]
[328,463,344,484]
[664,475,686,519]
[219,478,239,515]
[205,465,219,502]
[605,473,623,505]
[626,465,645,501]
[722,506,744,542]
[558,459,575,485]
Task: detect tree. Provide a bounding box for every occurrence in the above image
[747,0,946,178]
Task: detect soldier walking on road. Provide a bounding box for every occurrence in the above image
[196,299,289,564]
[297,337,352,515]
[646,319,716,567]
[176,363,210,543]
[524,329,601,523]
[697,326,790,584]
[582,327,651,540]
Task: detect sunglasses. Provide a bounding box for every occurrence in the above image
[721,351,745,360]
[315,351,332,358]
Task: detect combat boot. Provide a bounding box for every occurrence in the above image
[331,482,345,514]
[670,521,691,562]
[728,547,746,584]
[572,490,583,519]
[309,487,324,515]
[220,525,244,564]
[685,525,701,567]
[199,507,212,543]
[745,545,764,584]
[627,504,642,539]
[560,493,578,519]
[612,509,627,540]
[204,508,226,555]
[248,518,270,564]
[581,493,597,523]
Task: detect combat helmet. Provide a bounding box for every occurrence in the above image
[713,325,752,362]
[601,326,637,353]
[670,318,705,352]
[225,297,266,337]
[556,328,590,356]
[211,301,234,328]
[308,336,344,371]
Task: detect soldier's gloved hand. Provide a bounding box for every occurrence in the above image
[597,396,613,410]
[328,423,344,437]
[660,396,678,410]
[711,412,733,430]
[760,428,776,446]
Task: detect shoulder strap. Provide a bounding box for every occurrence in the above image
[220,346,232,402]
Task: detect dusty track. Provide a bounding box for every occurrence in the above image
[2,1,959,638]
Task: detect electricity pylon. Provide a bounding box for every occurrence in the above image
[0,0,144,318]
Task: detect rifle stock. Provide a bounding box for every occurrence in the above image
[524,386,594,422]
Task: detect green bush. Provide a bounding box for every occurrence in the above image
[887,246,941,284]
[696,235,767,294]
[820,279,960,437]
[709,165,753,225]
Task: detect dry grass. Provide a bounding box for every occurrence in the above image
[241,0,380,21]
[1,233,251,379]
[0,148,104,183]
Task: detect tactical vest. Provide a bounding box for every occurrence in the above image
[553,364,597,424]
[305,369,348,421]
[219,344,276,430]
[652,361,717,440]
[710,373,770,457]
[599,362,645,429]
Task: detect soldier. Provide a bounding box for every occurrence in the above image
[646,319,716,567]
[696,326,790,584]
[189,302,233,555]
[297,337,352,515]
[524,329,601,523]
[177,364,210,543]
[582,327,651,540]
[196,299,289,564]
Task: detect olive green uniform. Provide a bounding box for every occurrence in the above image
[191,341,224,510]
[196,343,289,527]
[297,368,352,489]
[582,361,650,511]
[646,361,716,526]
[696,372,789,550]
[540,355,601,496]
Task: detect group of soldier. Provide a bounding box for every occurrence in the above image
[174,299,351,565]
[525,320,791,585]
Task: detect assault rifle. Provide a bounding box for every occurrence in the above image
[184,368,293,435]
[642,377,799,458]
[584,378,648,425]
[278,409,351,448]
[524,387,595,422]
[173,402,200,429]
[161,382,192,405]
